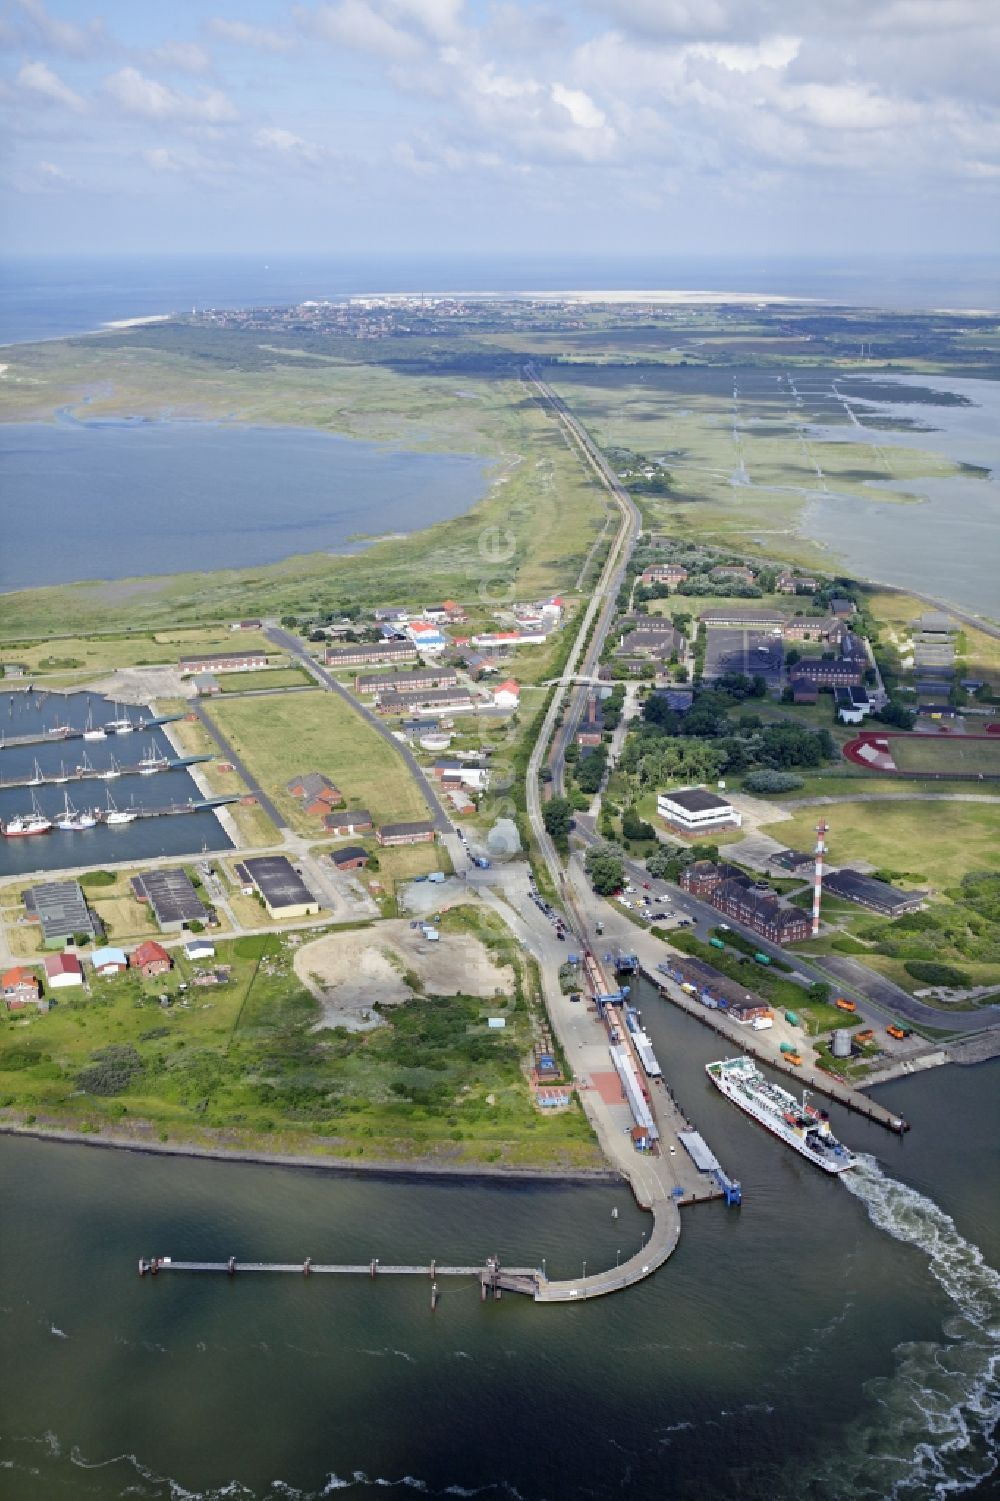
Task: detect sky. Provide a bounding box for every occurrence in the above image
[2,0,999,257]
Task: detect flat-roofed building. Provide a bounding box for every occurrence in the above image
[657,787,742,835]
[23,880,98,947]
[131,868,209,931]
[239,856,321,919]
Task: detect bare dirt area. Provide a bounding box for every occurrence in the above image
[293,916,515,1032]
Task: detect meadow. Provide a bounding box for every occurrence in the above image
[765,798,1000,886]
[0,915,600,1169]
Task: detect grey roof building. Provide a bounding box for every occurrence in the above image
[23,881,98,946]
[131,868,209,930]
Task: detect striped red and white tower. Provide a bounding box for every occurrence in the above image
[812,820,828,937]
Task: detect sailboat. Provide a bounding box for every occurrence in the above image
[83,709,107,742]
[138,740,169,775]
[97,754,122,781]
[26,758,45,786]
[103,789,137,826]
[56,793,96,832]
[75,750,96,775]
[105,702,135,734]
[2,792,53,837]
[52,761,69,785]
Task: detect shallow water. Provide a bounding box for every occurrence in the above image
[0,420,490,589]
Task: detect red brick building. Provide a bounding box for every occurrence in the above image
[131,941,172,978]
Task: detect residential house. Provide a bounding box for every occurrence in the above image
[179,650,267,674]
[184,938,216,961]
[2,966,44,1009]
[639,564,688,588]
[286,773,343,817]
[131,941,172,978]
[330,846,369,871]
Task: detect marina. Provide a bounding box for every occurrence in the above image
[0,690,234,874]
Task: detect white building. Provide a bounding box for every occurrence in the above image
[656,787,742,835]
[493,679,521,710]
[184,938,216,961]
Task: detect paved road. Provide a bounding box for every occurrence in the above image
[818,954,1000,1033]
[265,626,452,836]
[194,703,285,828]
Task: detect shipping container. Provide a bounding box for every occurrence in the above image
[754,952,771,966]
[779,1042,797,1055]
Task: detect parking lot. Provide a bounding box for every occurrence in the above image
[704,626,784,687]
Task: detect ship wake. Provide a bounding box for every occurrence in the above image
[817,1153,1000,1498]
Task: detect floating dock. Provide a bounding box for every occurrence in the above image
[0,755,210,790]
[0,714,183,752]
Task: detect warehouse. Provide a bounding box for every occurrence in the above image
[131,868,209,931]
[23,880,98,947]
[376,821,436,847]
[355,668,458,696]
[324,641,418,668]
[238,856,321,919]
[823,869,926,916]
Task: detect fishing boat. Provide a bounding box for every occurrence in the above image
[83,710,107,742]
[706,1056,856,1175]
[56,794,96,832]
[97,754,122,781]
[2,793,53,837]
[138,741,169,775]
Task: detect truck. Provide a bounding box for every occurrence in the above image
[835,997,858,1013]
[750,1015,774,1031]
[427,871,446,884]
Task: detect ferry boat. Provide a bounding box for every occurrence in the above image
[706,1056,856,1175]
[3,795,53,837]
[56,794,97,832]
[625,1006,662,1079]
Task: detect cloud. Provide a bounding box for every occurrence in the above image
[208,18,293,52]
[299,1,421,59]
[16,59,86,111]
[37,158,71,181]
[550,83,606,130]
[143,146,184,172]
[253,125,327,165]
[142,42,213,75]
[15,0,105,57]
[105,67,238,124]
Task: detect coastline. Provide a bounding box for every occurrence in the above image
[0,1119,622,1187]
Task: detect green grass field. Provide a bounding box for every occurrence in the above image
[206,690,432,834]
[216,666,312,693]
[0,921,600,1168]
[888,735,1000,776]
[765,799,1000,885]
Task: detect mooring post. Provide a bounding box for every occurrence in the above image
[150,1257,159,1277]
[370,1258,377,1279]
[431,1282,439,1311]
[303,1257,312,1277]
[138,1258,147,1277]
[430,1259,436,1279]
[227,1256,236,1277]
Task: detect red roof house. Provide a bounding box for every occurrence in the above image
[131,941,172,978]
[44,952,84,988]
[2,965,43,1008]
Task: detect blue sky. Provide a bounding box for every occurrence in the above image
[2,0,998,256]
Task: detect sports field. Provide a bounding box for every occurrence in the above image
[889,735,1000,777]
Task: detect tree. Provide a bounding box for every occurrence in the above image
[808,981,830,1004]
[743,769,804,793]
[542,797,573,850]
[750,674,768,698]
[644,696,680,732]
[876,701,915,730]
[622,806,656,842]
[786,648,801,667]
[585,842,625,896]
[280,615,298,628]
[645,847,674,880]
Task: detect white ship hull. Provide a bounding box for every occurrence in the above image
[707,1058,855,1175]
